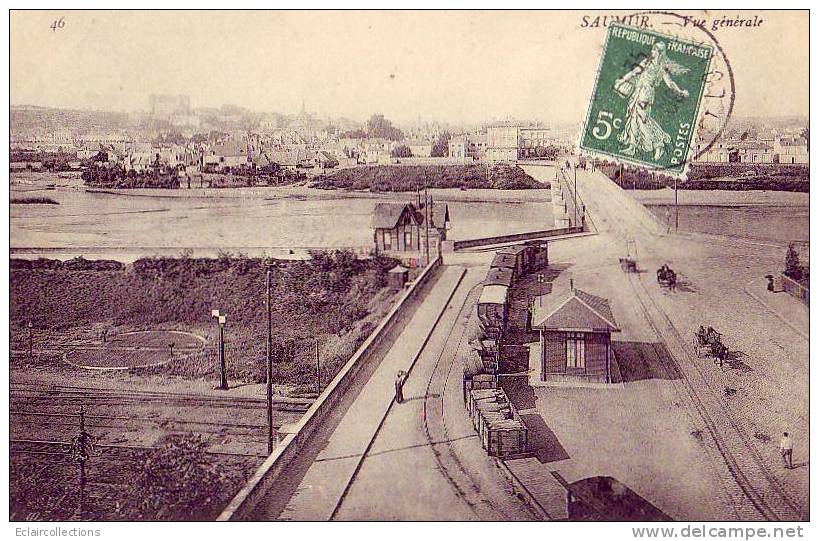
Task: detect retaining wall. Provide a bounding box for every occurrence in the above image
[217,256,443,521]
[452,226,584,251]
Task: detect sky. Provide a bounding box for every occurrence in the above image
[10,10,809,125]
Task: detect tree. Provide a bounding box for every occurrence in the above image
[801,126,809,151]
[390,144,413,158]
[785,243,802,281]
[431,132,452,157]
[365,114,403,141]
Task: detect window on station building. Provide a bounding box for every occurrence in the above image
[566,332,586,369]
[383,230,392,249]
[404,230,412,248]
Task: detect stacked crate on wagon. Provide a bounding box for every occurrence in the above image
[467,388,506,420]
[467,388,529,458]
[462,370,498,403]
[482,418,529,458]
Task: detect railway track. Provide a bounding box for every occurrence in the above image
[419,278,535,521]
[10,382,312,411]
[627,271,803,520]
[10,382,307,460]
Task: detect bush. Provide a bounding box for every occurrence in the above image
[122,434,229,520]
[310,164,547,191]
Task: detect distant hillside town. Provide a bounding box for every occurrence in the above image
[9,96,808,189]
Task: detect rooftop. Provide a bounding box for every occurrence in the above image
[531,288,620,332]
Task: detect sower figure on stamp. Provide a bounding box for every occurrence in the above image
[395,370,408,404]
[614,42,690,161]
[780,432,794,469]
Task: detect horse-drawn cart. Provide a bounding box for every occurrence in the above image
[657,264,677,289]
[619,240,638,273]
[693,326,729,367]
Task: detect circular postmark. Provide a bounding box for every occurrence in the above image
[627,10,736,168]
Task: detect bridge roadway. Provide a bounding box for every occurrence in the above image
[262,264,536,520]
[242,163,806,521]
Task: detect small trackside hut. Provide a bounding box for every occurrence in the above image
[530,287,620,385]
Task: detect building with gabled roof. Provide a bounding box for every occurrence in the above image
[529,287,620,385]
[372,201,450,259]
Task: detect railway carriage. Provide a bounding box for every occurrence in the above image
[485,267,514,288]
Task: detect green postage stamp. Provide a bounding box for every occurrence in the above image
[580,23,713,175]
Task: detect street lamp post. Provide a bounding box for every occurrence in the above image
[211,309,228,390]
[674,176,679,231]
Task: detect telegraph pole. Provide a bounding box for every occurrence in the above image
[674,176,679,231]
[69,405,95,520]
[573,159,578,228]
[266,268,274,453]
[423,172,430,265]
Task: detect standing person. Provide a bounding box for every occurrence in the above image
[780,432,794,469]
[394,370,407,404]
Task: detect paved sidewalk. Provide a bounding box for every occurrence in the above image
[278,266,466,520]
[744,277,808,340]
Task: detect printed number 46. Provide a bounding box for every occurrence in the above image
[51,17,65,32]
[591,111,622,140]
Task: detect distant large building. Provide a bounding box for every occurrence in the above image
[149,94,191,117]
[485,123,553,162]
[485,125,519,162]
[448,134,486,161]
[774,136,809,164]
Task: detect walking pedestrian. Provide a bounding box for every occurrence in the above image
[780,432,794,469]
[395,370,407,404]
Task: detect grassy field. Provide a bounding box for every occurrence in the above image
[10,251,398,389]
[310,164,548,191]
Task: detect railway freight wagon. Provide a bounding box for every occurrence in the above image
[497,243,549,278]
[477,284,508,339]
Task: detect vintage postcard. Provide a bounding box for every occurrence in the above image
[6,8,810,532]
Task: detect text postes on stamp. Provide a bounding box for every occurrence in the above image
[580,23,713,176]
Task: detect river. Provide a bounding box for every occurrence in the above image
[10,185,555,261]
[644,204,809,245]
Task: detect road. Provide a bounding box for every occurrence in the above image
[521,164,807,520]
